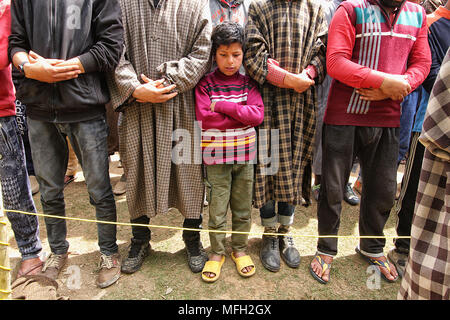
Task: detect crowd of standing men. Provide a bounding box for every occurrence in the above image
[0,0,448,300]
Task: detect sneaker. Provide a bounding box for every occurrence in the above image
[184,239,208,273]
[96,253,121,288]
[29,175,39,195]
[121,239,150,274]
[387,248,408,278]
[344,183,360,206]
[353,178,362,195]
[41,253,68,280]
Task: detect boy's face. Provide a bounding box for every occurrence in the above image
[215,42,243,76]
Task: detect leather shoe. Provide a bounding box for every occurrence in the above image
[260,236,280,272]
[279,235,301,268]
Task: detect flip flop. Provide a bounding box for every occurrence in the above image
[309,253,332,284]
[201,255,225,283]
[355,247,398,283]
[64,175,75,187]
[231,252,256,278]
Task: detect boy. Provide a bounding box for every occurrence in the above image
[195,22,264,282]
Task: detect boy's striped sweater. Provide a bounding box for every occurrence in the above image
[195,68,264,165]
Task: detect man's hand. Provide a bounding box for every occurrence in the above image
[284,69,315,93]
[378,74,411,101]
[132,74,178,103]
[356,88,390,101]
[54,57,85,74]
[23,51,82,83]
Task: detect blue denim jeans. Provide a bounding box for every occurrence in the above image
[27,116,118,256]
[259,200,295,227]
[0,116,42,260]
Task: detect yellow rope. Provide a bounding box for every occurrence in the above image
[0,266,11,272]
[0,241,8,247]
[4,209,411,239]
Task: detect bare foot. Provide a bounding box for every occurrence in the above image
[372,256,398,281]
[233,251,254,274]
[310,254,333,283]
[203,254,223,279]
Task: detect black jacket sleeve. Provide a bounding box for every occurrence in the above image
[78,0,124,74]
[8,0,29,63]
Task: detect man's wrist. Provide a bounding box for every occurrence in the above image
[18,61,30,76]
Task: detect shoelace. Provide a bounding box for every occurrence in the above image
[42,254,63,272]
[98,254,114,270]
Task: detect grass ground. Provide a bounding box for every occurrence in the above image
[6,154,403,300]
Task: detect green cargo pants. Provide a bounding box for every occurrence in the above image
[205,163,254,256]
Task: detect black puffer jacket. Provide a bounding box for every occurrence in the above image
[8,0,123,122]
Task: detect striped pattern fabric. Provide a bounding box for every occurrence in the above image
[201,126,256,165]
[244,0,327,208]
[347,0,423,116]
[107,0,212,220]
[325,0,429,128]
[398,49,449,300]
[195,69,264,165]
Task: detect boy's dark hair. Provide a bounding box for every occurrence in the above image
[211,21,245,56]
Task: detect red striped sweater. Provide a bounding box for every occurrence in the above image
[324,0,431,127]
[195,68,264,165]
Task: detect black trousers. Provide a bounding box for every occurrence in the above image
[131,216,203,243]
[317,124,399,256]
[394,132,424,253]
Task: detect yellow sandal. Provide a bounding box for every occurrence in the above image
[231,252,256,278]
[201,255,225,283]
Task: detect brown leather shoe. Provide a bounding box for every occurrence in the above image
[41,253,68,280]
[17,257,43,278]
[96,253,121,289]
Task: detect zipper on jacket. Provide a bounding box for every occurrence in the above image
[375,0,406,31]
[50,0,57,120]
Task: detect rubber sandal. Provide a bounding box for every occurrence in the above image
[231,252,256,278]
[309,253,332,284]
[201,255,225,283]
[355,247,398,283]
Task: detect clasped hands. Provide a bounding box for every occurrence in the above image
[132,74,178,104]
[357,73,411,102]
[23,51,84,83]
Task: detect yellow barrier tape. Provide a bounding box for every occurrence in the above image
[0,242,8,247]
[4,209,410,239]
[0,266,11,272]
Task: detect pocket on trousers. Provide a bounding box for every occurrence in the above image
[204,178,212,205]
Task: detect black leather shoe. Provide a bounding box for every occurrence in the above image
[279,235,301,268]
[260,236,280,272]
